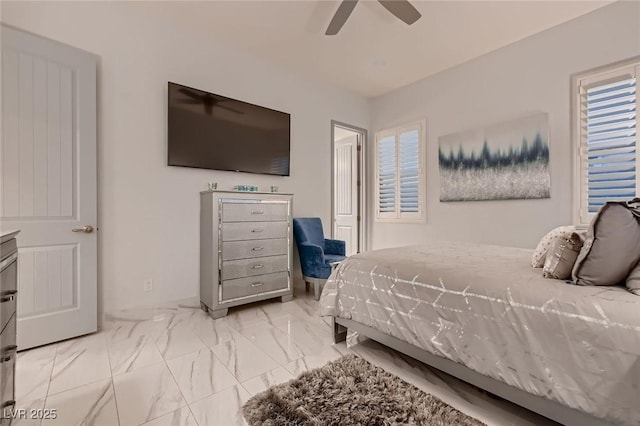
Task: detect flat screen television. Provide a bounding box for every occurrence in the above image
[167,82,290,176]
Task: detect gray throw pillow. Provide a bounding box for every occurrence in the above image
[531,226,576,268]
[572,203,640,286]
[543,232,584,280]
[627,261,640,295]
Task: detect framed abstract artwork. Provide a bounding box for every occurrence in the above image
[438,112,550,201]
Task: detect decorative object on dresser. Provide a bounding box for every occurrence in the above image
[233,185,259,192]
[200,191,293,319]
[0,230,19,421]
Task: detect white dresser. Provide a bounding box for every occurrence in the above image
[200,190,293,319]
[0,231,18,424]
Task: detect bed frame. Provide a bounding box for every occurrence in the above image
[332,317,611,426]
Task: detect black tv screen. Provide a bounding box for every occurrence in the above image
[168,82,290,176]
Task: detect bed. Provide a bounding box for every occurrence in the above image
[319,241,640,426]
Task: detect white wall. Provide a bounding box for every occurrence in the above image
[369,1,640,250]
[1,2,369,312]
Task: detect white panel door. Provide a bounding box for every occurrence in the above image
[333,134,359,256]
[1,26,97,349]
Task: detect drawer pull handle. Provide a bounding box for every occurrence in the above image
[251,282,264,287]
[252,264,264,269]
[251,229,264,233]
[252,247,264,251]
[0,294,15,303]
[251,211,264,215]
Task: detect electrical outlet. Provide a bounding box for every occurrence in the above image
[143,279,153,292]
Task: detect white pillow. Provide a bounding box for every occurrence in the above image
[531,226,576,268]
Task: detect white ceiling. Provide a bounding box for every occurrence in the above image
[137,1,611,98]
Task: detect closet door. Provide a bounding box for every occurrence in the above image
[1,25,98,349]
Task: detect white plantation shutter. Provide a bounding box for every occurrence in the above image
[375,122,425,221]
[378,134,396,214]
[577,63,639,224]
[399,127,420,214]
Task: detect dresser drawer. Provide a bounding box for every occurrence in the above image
[0,260,16,335]
[221,203,288,223]
[222,272,289,301]
[0,253,17,295]
[0,356,14,425]
[222,255,288,281]
[0,239,16,264]
[221,222,287,242]
[0,314,16,423]
[222,238,288,261]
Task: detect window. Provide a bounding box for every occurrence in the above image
[574,59,639,225]
[375,121,425,221]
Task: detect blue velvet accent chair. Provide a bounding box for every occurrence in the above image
[292,217,346,300]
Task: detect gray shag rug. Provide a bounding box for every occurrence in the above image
[242,354,486,425]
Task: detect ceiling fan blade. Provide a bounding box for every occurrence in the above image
[325,0,358,35]
[179,88,204,101]
[377,0,421,25]
[178,99,201,104]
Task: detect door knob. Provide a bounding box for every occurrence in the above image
[72,225,94,233]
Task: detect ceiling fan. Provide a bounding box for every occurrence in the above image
[326,0,422,36]
[178,88,243,115]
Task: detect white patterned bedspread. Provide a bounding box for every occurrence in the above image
[319,242,640,425]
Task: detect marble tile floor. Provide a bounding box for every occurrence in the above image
[15,284,558,426]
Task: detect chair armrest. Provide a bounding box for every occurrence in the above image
[297,242,331,279]
[324,238,346,256]
[298,241,324,261]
